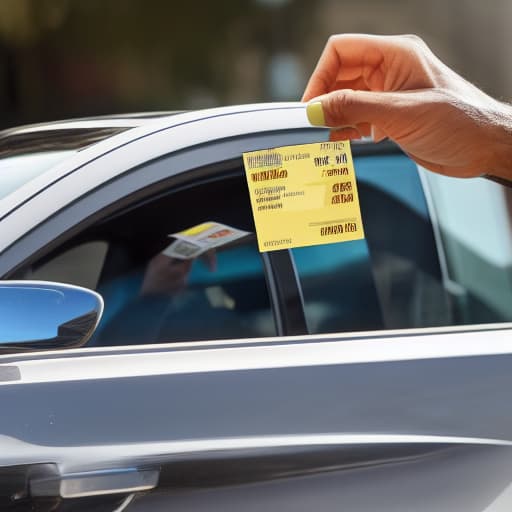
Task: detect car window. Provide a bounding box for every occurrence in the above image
[19,174,276,346]
[423,171,512,324]
[25,241,108,290]
[15,126,512,347]
[292,152,512,334]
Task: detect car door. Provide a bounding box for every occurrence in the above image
[2,107,512,512]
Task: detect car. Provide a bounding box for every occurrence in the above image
[1,102,512,511]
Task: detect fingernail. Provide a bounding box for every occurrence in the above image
[306,101,326,126]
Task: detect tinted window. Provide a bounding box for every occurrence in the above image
[293,153,453,333]
[20,173,276,346]
[26,241,108,290]
[423,171,512,324]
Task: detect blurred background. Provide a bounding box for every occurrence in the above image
[0,0,511,129]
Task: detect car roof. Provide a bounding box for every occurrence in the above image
[1,111,182,135]
[0,102,309,165]
[0,112,184,157]
[0,104,312,160]
[0,103,314,241]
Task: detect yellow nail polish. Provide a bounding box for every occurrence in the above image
[306,101,326,126]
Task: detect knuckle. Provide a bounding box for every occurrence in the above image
[430,87,457,104]
[325,92,349,124]
[401,33,425,44]
[326,34,341,49]
[399,34,431,52]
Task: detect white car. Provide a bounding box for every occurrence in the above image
[1,103,512,511]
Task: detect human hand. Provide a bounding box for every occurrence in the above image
[303,34,512,179]
[140,254,193,296]
[140,250,216,297]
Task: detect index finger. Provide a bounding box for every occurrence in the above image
[302,36,342,101]
[302,34,405,101]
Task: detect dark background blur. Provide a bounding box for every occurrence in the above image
[0,0,511,129]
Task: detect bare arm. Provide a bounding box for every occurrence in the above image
[303,34,512,180]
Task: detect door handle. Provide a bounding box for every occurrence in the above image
[30,467,159,498]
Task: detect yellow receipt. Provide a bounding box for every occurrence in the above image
[243,141,365,252]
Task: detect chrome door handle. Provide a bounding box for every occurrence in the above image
[30,467,159,498]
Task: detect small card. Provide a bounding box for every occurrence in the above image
[163,222,250,259]
[243,141,365,252]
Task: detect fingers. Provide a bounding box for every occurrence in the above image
[201,250,217,272]
[329,123,372,141]
[301,33,507,180]
[371,125,387,143]
[302,34,391,100]
[302,33,433,101]
[306,89,397,129]
[329,127,362,141]
[302,36,345,101]
[306,88,434,147]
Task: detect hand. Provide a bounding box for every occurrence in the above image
[303,34,512,180]
[140,250,216,297]
[140,254,193,296]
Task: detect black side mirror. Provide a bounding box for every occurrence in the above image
[0,281,103,354]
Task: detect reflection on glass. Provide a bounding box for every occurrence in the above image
[0,282,102,348]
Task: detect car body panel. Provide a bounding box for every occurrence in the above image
[2,328,512,510]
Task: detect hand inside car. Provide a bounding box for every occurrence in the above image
[303,34,512,180]
[140,250,217,297]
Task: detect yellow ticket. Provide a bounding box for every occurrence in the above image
[243,141,365,252]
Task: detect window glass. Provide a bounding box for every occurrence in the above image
[293,153,455,334]
[21,174,276,346]
[423,172,512,324]
[26,241,108,290]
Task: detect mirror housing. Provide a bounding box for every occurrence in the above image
[0,281,103,354]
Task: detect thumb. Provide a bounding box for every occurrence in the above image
[306,89,407,140]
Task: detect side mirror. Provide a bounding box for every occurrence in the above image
[0,281,103,354]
